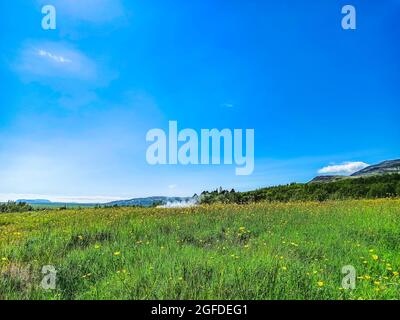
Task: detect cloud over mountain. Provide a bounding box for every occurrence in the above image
[318,162,369,175]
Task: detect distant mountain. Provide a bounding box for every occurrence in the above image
[16,199,52,204]
[13,196,195,208]
[309,159,400,183]
[351,159,400,177]
[105,196,194,207]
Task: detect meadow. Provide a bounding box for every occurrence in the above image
[0,199,399,300]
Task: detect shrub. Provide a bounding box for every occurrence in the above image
[0,201,33,214]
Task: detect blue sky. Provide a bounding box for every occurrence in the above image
[0,0,399,202]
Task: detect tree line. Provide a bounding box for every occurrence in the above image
[199,174,400,204]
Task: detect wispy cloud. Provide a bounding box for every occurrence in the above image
[318,161,369,175]
[13,40,117,107]
[37,49,72,64]
[15,41,98,81]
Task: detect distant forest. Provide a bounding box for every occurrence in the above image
[199,174,400,204]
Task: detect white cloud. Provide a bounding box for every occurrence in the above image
[318,161,369,175]
[15,41,98,81]
[38,49,72,64]
[13,40,117,108]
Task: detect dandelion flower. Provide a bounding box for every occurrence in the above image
[317,281,324,287]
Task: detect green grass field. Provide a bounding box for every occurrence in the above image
[1,199,399,300]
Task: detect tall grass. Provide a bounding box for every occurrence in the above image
[0,199,399,300]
